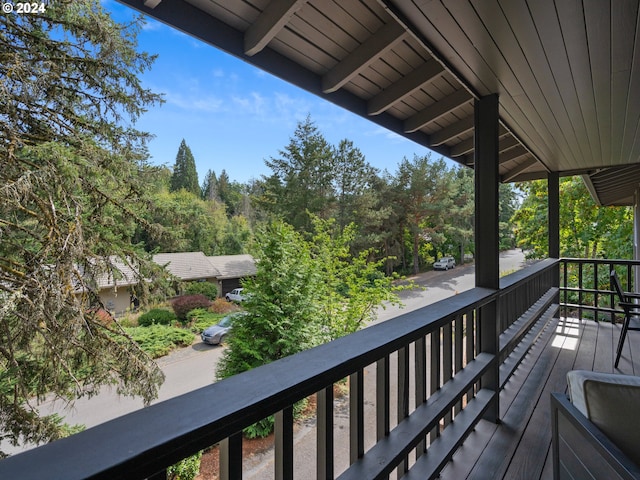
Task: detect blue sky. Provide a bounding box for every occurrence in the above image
[105,1,437,185]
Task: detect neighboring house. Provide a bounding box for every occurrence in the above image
[76,257,139,317]
[151,252,257,298]
[152,252,220,283]
[206,254,257,297]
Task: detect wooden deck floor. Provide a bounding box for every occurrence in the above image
[439,316,640,480]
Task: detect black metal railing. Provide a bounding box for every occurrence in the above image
[560,258,640,322]
[0,260,561,480]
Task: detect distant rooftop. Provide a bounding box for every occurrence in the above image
[206,254,256,280]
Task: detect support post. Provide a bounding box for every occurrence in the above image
[474,94,500,423]
[548,172,560,294]
[635,187,640,293]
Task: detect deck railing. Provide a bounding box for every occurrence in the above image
[0,259,560,480]
[560,258,640,322]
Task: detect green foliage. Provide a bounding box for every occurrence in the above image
[512,178,633,259]
[217,217,408,377]
[167,451,202,480]
[0,1,166,452]
[170,139,200,196]
[310,216,409,340]
[171,295,212,323]
[216,221,322,379]
[137,309,177,327]
[183,281,218,300]
[187,309,226,333]
[125,325,195,358]
[394,154,452,273]
[260,115,335,231]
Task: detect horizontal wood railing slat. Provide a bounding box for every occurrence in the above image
[402,389,495,480]
[337,354,494,480]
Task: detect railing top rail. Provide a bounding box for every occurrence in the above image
[499,258,558,292]
[0,286,497,480]
[561,258,640,266]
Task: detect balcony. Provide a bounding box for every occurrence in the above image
[2,257,638,479]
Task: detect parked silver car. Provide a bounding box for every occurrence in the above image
[433,256,456,270]
[200,313,242,345]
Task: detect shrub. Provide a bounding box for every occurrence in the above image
[210,297,239,314]
[183,281,218,300]
[125,325,195,358]
[171,294,212,323]
[167,451,202,480]
[137,308,177,327]
[187,309,226,333]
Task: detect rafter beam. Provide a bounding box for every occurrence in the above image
[450,137,474,157]
[245,0,308,56]
[404,89,471,133]
[322,21,407,93]
[499,145,529,164]
[430,116,474,146]
[498,135,520,153]
[367,59,444,115]
[501,158,538,182]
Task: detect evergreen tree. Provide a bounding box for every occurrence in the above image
[0,2,165,452]
[170,139,200,195]
[201,169,218,200]
[261,115,335,232]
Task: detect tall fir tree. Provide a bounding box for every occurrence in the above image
[170,139,200,195]
[0,1,165,452]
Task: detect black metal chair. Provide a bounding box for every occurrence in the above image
[610,270,640,368]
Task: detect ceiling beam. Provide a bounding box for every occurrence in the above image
[450,137,474,157]
[501,158,538,182]
[499,145,528,164]
[498,135,520,153]
[367,59,444,115]
[404,89,471,133]
[322,21,407,93]
[143,0,161,7]
[429,116,474,146]
[245,0,308,56]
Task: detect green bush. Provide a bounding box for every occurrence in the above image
[187,309,226,333]
[137,308,177,327]
[183,281,218,300]
[125,325,195,358]
[167,451,202,480]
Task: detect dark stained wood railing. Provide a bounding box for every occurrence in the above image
[560,258,640,322]
[0,260,562,480]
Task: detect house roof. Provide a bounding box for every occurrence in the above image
[94,257,139,289]
[119,0,640,206]
[152,252,220,281]
[206,254,257,280]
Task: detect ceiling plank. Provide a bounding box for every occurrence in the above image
[367,59,444,115]
[404,88,471,133]
[322,21,407,93]
[244,0,308,56]
[501,157,538,182]
[430,116,474,145]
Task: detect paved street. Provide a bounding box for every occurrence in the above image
[12,250,526,462]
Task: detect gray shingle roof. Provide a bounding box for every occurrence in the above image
[153,252,220,281]
[206,254,256,280]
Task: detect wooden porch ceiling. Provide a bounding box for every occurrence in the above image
[121,0,640,204]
